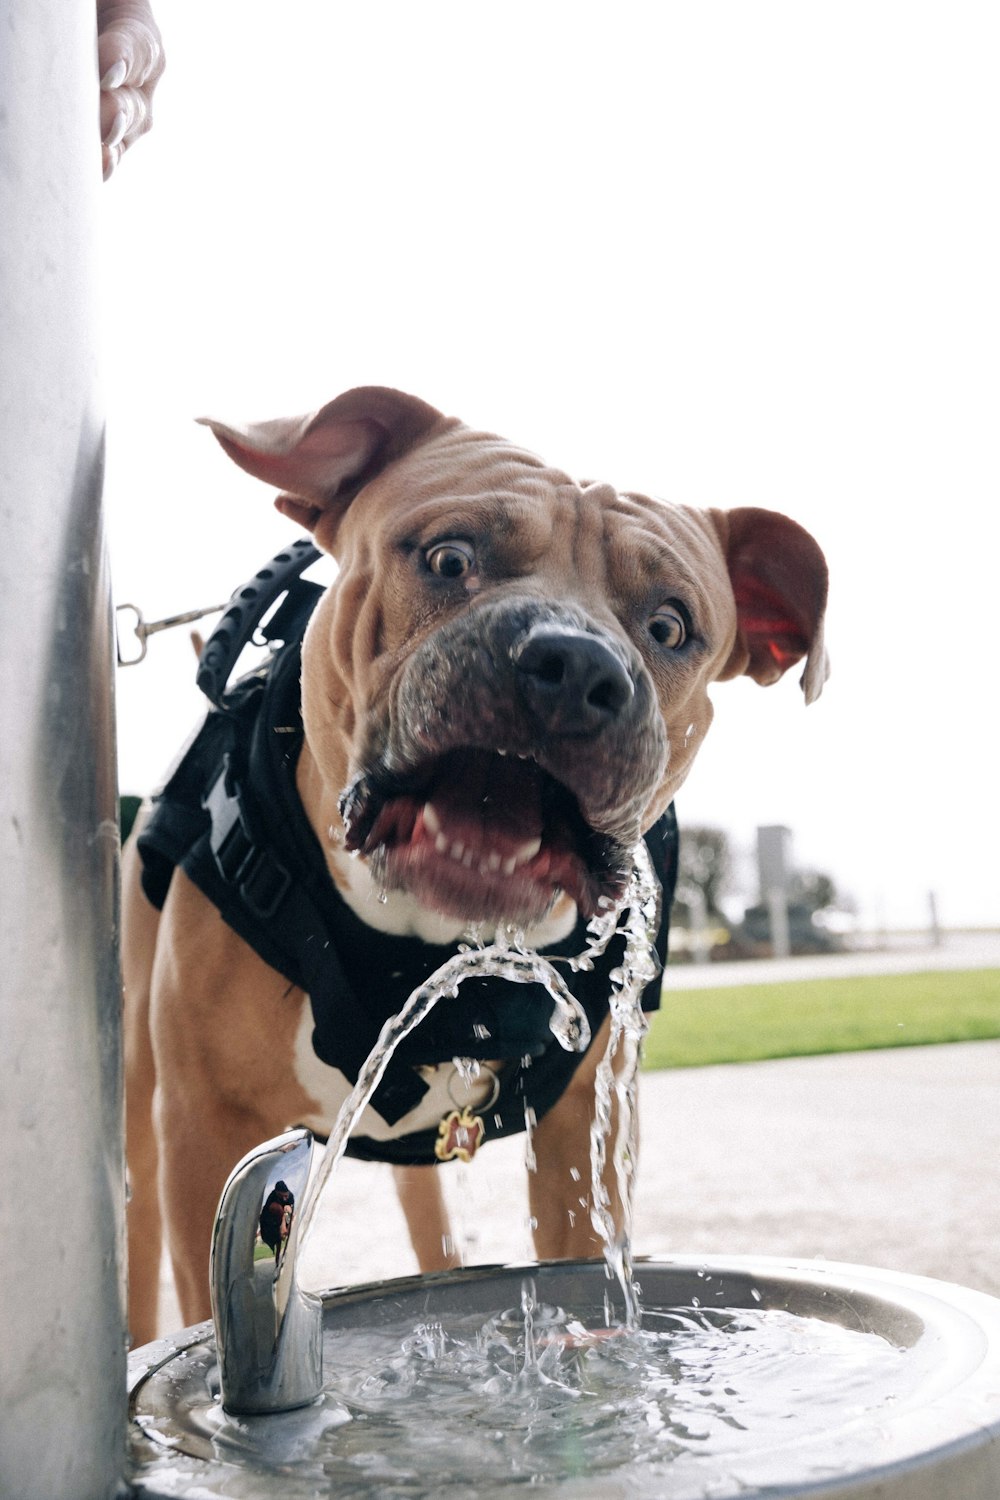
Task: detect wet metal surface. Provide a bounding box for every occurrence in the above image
[130,1256,1000,1499]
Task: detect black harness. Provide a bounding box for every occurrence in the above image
[137,545,678,1166]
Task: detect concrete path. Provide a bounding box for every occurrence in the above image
[158,948,1000,1332]
[664,928,1000,988]
[291,1039,1000,1304]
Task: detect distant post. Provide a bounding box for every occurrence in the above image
[689,886,711,965]
[757,825,792,959]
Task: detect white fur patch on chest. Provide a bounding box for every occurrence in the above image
[291,1006,501,1143]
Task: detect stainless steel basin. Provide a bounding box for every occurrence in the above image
[128,1254,1000,1498]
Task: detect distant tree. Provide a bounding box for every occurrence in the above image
[673,825,733,928]
[789,869,838,914]
[740,866,846,954]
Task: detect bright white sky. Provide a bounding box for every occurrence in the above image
[101,2,999,932]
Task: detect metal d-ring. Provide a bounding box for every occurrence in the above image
[447,1062,501,1112]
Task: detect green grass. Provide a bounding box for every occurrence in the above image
[642,968,1000,1071]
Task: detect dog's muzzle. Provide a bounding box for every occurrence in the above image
[338,600,668,926]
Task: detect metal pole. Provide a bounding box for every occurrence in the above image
[0,2,126,1496]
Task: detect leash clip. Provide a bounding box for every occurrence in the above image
[116,599,228,666]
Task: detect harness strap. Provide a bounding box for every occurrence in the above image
[196,675,431,1124]
[203,755,292,921]
[196,537,321,707]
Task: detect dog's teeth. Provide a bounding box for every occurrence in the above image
[435,832,449,855]
[501,855,518,876]
[423,802,442,836]
[450,841,466,862]
[487,851,503,872]
[515,835,542,865]
[462,849,475,868]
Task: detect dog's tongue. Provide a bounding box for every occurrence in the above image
[424,751,544,859]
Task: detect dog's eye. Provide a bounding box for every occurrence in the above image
[426,541,476,579]
[649,604,687,649]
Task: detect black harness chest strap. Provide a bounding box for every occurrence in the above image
[194,666,431,1124]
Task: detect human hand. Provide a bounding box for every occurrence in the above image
[98,0,165,180]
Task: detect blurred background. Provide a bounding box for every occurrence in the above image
[103,1,999,943]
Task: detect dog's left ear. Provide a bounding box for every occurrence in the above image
[197,387,448,533]
[710,507,829,704]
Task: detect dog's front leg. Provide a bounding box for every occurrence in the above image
[391,1165,463,1272]
[156,1088,273,1327]
[149,872,309,1328]
[528,1016,637,1260]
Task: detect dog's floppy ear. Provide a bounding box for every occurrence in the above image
[710,507,829,704]
[198,387,447,533]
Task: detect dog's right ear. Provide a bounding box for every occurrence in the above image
[197,387,447,533]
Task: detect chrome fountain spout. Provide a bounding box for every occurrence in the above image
[210,1127,323,1414]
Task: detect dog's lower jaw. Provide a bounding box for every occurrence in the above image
[372,839,572,930]
[326,838,580,947]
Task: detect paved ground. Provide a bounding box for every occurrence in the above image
[662,928,1000,989]
[158,939,1000,1331]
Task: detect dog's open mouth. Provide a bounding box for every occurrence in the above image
[339,748,630,924]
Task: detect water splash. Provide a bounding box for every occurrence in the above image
[586,840,662,1328]
[298,844,661,1292]
[139,1294,915,1498]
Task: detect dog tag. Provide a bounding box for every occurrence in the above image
[434,1105,486,1163]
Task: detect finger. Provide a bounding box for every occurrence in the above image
[100,90,126,144]
[101,85,152,150]
[102,140,123,181]
[98,18,164,92]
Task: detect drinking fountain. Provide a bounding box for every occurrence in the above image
[127,1126,1000,1500]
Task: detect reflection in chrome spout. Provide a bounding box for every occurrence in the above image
[210,1129,323,1414]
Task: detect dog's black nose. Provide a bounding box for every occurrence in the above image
[514,626,635,735]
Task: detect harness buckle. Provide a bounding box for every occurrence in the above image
[203,755,292,920]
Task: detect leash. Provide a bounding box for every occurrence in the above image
[115,537,322,681]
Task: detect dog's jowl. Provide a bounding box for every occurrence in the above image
[122,386,828,1344]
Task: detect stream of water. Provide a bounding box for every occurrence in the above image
[297,840,662,1299]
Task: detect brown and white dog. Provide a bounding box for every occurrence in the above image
[122,386,827,1345]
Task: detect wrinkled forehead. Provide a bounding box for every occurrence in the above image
[344,425,735,625]
[344,425,571,536]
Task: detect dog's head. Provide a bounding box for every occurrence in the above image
[202,387,827,928]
